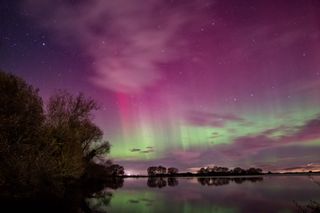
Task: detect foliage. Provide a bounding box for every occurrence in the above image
[197,166,262,175]
[46,91,110,162]
[44,91,111,179]
[147,166,167,176]
[0,71,117,198]
[197,177,263,186]
[0,71,46,189]
[106,164,124,176]
[147,166,158,176]
[0,71,44,145]
[294,200,320,213]
[168,167,179,175]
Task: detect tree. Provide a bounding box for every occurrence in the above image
[198,167,206,174]
[0,71,44,145]
[0,71,117,197]
[147,166,157,176]
[157,166,166,174]
[107,164,124,176]
[256,168,263,174]
[233,167,246,175]
[214,167,229,173]
[147,166,167,175]
[0,71,45,186]
[43,91,111,179]
[247,168,263,175]
[46,91,110,163]
[168,167,179,175]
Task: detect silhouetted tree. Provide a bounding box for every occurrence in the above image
[0,71,44,145]
[214,167,229,173]
[232,167,246,175]
[147,166,158,176]
[0,71,46,187]
[157,166,166,174]
[197,166,230,175]
[41,91,112,179]
[294,200,320,213]
[147,166,167,175]
[0,71,119,198]
[246,167,263,175]
[168,167,178,175]
[197,165,262,176]
[198,167,207,174]
[254,168,262,174]
[46,91,110,163]
[107,164,124,176]
[161,164,264,177]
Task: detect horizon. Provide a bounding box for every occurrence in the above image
[122,163,320,176]
[1,0,320,173]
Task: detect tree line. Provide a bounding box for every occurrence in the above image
[147,166,179,176]
[197,166,263,175]
[146,165,263,176]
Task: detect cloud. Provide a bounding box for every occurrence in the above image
[291,79,320,94]
[218,114,320,158]
[130,148,141,152]
[209,132,220,139]
[282,115,320,143]
[186,111,248,127]
[254,145,320,166]
[259,125,295,136]
[22,0,210,93]
[130,146,155,153]
[170,150,202,162]
[140,150,155,154]
[114,150,205,174]
[140,146,155,153]
[279,163,320,173]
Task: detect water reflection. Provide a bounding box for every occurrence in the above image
[0,177,124,213]
[168,177,179,186]
[98,176,320,213]
[147,177,179,188]
[84,177,124,212]
[85,191,113,213]
[146,176,262,188]
[84,175,320,213]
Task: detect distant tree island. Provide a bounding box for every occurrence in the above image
[143,165,263,177]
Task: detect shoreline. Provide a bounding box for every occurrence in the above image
[121,172,320,178]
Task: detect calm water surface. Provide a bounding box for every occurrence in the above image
[87,175,320,213]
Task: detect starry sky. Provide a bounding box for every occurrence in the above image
[1,0,320,174]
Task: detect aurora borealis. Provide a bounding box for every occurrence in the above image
[1,0,320,174]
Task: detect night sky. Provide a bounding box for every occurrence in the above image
[1,0,320,174]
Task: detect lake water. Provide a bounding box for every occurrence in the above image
[86,175,320,213]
